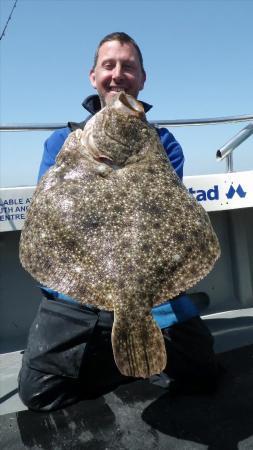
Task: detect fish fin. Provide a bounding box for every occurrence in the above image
[111,314,167,378]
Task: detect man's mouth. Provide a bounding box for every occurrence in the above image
[109,87,126,92]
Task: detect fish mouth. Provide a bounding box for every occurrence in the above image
[111,92,145,118]
[120,92,144,114]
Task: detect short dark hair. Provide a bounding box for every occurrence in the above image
[92,32,145,74]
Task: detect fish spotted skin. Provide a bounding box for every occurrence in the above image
[19,93,220,378]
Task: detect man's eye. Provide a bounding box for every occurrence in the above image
[124,64,135,70]
[104,63,114,70]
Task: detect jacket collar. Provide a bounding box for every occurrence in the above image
[82,94,153,114]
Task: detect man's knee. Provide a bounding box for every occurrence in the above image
[162,316,222,387]
[18,364,42,411]
[18,361,59,411]
[18,357,82,412]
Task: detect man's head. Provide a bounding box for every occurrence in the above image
[89,32,146,107]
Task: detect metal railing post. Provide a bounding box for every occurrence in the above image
[216,123,253,172]
[226,154,234,173]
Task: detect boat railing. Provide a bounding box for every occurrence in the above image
[215,123,253,172]
[1,113,253,173]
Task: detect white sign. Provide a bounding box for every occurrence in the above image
[0,187,34,232]
[1,170,253,232]
[184,171,252,212]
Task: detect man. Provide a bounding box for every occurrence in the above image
[19,32,221,412]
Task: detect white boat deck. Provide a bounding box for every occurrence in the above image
[0,350,25,415]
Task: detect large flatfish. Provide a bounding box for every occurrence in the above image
[19,92,220,378]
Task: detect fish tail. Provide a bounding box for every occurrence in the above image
[111,314,167,378]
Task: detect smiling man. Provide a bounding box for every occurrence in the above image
[89,36,146,106]
[18,32,222,412]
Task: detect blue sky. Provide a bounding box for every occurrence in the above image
[0,0,253,187]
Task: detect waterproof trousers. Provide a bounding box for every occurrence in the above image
[18,297,221,411]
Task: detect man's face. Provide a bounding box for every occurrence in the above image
[89,40,146,107]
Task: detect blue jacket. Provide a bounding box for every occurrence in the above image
[38,95,198,328]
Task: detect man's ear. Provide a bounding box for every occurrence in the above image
[89,69,97,89]
[139,70,146,91]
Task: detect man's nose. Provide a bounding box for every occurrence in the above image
[112,64,124,81]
